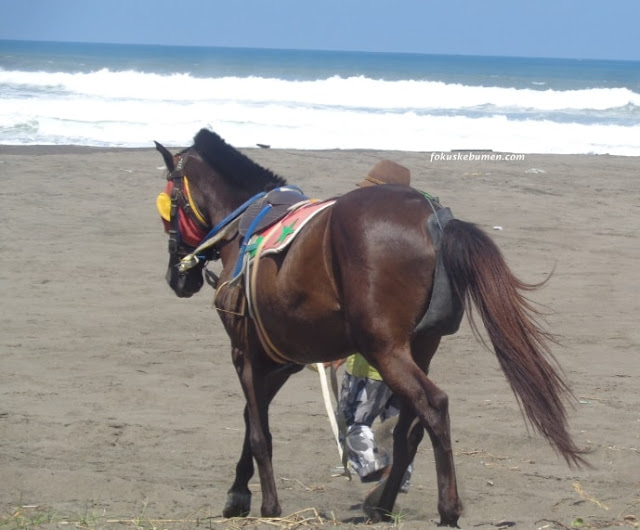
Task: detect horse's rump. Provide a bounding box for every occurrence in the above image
[250,184,440,364]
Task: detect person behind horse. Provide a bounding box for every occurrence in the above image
[337,160,413,491]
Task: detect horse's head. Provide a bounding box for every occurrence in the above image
[154,129,289,298]
[155,141,209,298]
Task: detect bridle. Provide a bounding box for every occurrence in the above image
[158,150,231,289]
[158,149,253,289]
[162,152,211,257]
[157,147,287,288]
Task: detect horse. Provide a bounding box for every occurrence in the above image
[153,128,586,526]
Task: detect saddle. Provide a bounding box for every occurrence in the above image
[232,186,312,279]
[239,186,309,237]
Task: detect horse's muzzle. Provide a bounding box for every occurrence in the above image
[166,264,203,298]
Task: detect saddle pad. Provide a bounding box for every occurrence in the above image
[249,199,336,258]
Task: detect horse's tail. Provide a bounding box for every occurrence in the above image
[440,219,587,467]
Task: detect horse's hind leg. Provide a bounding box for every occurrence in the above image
[420,378,462,527]
[375,350,462,527]
[363,405,423,519]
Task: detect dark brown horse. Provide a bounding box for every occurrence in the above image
[154,128,585,526]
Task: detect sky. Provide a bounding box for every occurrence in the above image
[0,0,638,61]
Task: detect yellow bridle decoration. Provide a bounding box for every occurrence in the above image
[156,176,207,226]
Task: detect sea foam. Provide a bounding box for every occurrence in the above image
[1,68,639,154]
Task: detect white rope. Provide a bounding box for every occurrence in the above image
[316,363,342,460]
[316,363,351,479]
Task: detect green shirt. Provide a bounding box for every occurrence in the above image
[345,353,382,381]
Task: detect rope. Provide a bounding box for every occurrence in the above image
[316,363,343,459]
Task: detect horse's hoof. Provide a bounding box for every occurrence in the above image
[223,490,251,518]
[438,499,463,527]
[437,510,461,527]
[437,511,461,528]
[362,479,391,522]
[363,505,387,523]
[260,503,282,518]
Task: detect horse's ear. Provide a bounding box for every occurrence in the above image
[154,140,175,172]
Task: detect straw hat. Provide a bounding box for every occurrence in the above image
[357,159,411,187]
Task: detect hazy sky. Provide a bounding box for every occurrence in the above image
[1,0,638,61]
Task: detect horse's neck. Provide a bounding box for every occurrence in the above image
[211,192,253,276]
[200,179,267,277]
[218,236,241,274]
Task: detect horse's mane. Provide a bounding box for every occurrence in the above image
[193,129,287,192]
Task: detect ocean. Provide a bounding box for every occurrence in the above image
[1,40,639,155]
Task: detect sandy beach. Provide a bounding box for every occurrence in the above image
[0,145,638,529]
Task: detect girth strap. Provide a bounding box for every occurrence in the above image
[246,224,298,364]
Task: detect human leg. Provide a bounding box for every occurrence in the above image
[339,373,394,481]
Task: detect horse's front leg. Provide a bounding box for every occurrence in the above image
[247,385,281,518]
[223,405,253,517]
[226,347,297,518]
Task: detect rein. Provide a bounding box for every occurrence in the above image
[177,192,267,274]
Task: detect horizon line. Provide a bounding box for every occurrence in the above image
[2,38,639,64]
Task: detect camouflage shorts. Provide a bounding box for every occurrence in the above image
[339,373,412,489]
[339,373,399,428]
